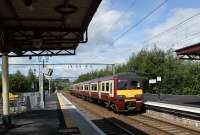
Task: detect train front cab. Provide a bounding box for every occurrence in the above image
[114,78,144,112]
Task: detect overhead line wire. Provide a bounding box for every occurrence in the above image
[109,0,137,32]
[112,0,169,44]
[143,12,200,44]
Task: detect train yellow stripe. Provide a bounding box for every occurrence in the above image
[117,89,143,98]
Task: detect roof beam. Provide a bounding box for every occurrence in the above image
[0,26,80,32]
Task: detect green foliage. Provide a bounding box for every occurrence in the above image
[10,71,29,92]
[63,84,70,91]
[75,48,200,95]
[0,70,38,93]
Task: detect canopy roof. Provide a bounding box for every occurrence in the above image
[0,0,101,57]
[175,42,200,60]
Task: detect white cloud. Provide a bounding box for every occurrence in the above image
[87,0,132,46]
[144,8,200,50]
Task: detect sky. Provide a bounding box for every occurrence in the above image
[2,0,200,79]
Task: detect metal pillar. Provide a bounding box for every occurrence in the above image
[39,60,44,109]
[2,52,11,126]
[48,78,51,96]
[112,64,115,75]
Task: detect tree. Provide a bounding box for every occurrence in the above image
[10,71,28,92]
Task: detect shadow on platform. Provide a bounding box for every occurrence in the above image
[0,94,66,135]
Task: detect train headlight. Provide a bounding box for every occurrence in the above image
[116,95,126,100]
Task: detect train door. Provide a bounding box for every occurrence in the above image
[89,83,91,97]
[98,81,101,99]
[109,80,114,97]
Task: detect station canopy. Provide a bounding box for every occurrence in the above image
[175,42,200,60]
[0,0,101,57]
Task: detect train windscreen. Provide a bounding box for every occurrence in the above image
[118,79,140,90]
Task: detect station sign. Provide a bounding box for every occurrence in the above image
[157,76,162,82]
[149,79,157,84]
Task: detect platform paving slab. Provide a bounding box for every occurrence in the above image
[0,94,65,135]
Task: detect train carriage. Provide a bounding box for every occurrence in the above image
[70,72,144,112]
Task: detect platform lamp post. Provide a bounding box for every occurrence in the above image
[45,68,53,96]
[112,64,115,75]
[157,76,162,100]
[38,56,49,109]
[48,77,51,96]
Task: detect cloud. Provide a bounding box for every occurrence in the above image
[1,0,133,78]
[144,8,200,50]
[86,0,132,46]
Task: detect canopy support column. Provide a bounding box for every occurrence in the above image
[2,52,11,126]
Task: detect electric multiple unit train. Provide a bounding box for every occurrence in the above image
[70,72,144,112]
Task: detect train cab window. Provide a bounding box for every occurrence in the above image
[102,83,105,91]
[110,83,113,94]
[130,81,140,88]
[106,83,109,91]
[117,80,128,90]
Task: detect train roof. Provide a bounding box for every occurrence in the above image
[73,72,140,85]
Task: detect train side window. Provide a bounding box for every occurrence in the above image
[102,83,105,91]
[94,84,97,91]
[91,84,97,91]
[84,85,88,90]
[110,83,112,94]
[106,82,109,92]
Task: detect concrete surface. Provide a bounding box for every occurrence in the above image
[144,93,200,108]
[0,94,65,135]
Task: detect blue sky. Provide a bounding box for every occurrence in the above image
[3,0,200,78]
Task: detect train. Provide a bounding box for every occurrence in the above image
[70,72,144,112]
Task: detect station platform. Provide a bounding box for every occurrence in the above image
[0,93,105,135]
[0,94,65,135]
[144,93,200,119]
[144,93,200,108]
[57,93,105,135]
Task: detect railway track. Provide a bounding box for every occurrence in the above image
[63,93,146,135]
[128,115,199,135]
[93,118,136,135]
[63,92,200,135]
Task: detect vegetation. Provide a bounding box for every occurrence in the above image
[1,69,44,93]
[75,48,200,95]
